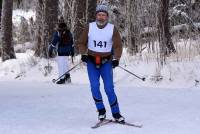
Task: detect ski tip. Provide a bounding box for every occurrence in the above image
[126,122,143,128]
[136,124,143,128]
[113,120,143,128]
[91,126,97,129]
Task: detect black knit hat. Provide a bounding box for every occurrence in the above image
[58,22,67,31]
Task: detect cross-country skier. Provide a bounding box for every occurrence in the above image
[77,4,124,123]
[48,21,74,84]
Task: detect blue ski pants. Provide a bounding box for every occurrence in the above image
[87,60,120,114]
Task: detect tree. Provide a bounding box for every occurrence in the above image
[13,0,35,10]
[87,0,96,23]
[34,0,58,58]
[0,0,2,27]
[14,0,22,8]
[74,0,87,44]
[126,0,138,55]
[62,0,77,33]
[43,0,58,42]
[34,0,44,57]
[61,0,95,54]
[0,0,2,56]
[1,0,16,61]
[158,0,176,64]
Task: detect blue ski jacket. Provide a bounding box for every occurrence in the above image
[50,30,74,56]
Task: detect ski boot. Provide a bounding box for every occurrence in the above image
[98,108,106,121]
[65,73,71,83]
[56,78,65,84]
[112,113,125,123]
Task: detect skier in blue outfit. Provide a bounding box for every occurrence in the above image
[48,21,74,84]
[77,4,124,123]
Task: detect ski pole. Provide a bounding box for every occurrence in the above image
[52,61,82,83]
[118,65,145,81]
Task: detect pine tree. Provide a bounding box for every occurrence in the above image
[1,0,16,61]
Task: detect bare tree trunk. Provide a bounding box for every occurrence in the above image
[44,0,58,42]
[34,0,58,58]
[0,0,1,55]
[0,0,2,56]
[130,22,138,54]
[34,0,44,57]
[126,0,131,54]
[42,0,58,58]
[63,0,95,54]
[158,0,176,64]
[131,0,139,54]
[126,0,138,55]
[87,0,96,23]
[0,0,2,28]
[1,0,16,61]
[14,0,22,8]
[74,0,87,43]
[63,0,77,33]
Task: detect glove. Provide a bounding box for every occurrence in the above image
[81,55,88,63]
[112,59,119,68]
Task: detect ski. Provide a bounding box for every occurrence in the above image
[112,120,143,128]
[91,119,143,129]
[91,119,112,129]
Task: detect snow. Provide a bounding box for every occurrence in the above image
[0,81,199,134]
[0,50,200,134]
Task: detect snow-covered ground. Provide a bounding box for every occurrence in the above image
[0,51,200,134]
[0,81,200,134]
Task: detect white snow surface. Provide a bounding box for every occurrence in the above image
[0,51,200,134]
[0,81,200,134]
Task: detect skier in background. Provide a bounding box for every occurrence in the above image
[48,20,74,84]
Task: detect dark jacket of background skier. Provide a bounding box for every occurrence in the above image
[50,23,74,56]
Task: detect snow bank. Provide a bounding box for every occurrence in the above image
[0,49,200,89]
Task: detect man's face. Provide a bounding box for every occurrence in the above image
[96,12,108,26]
